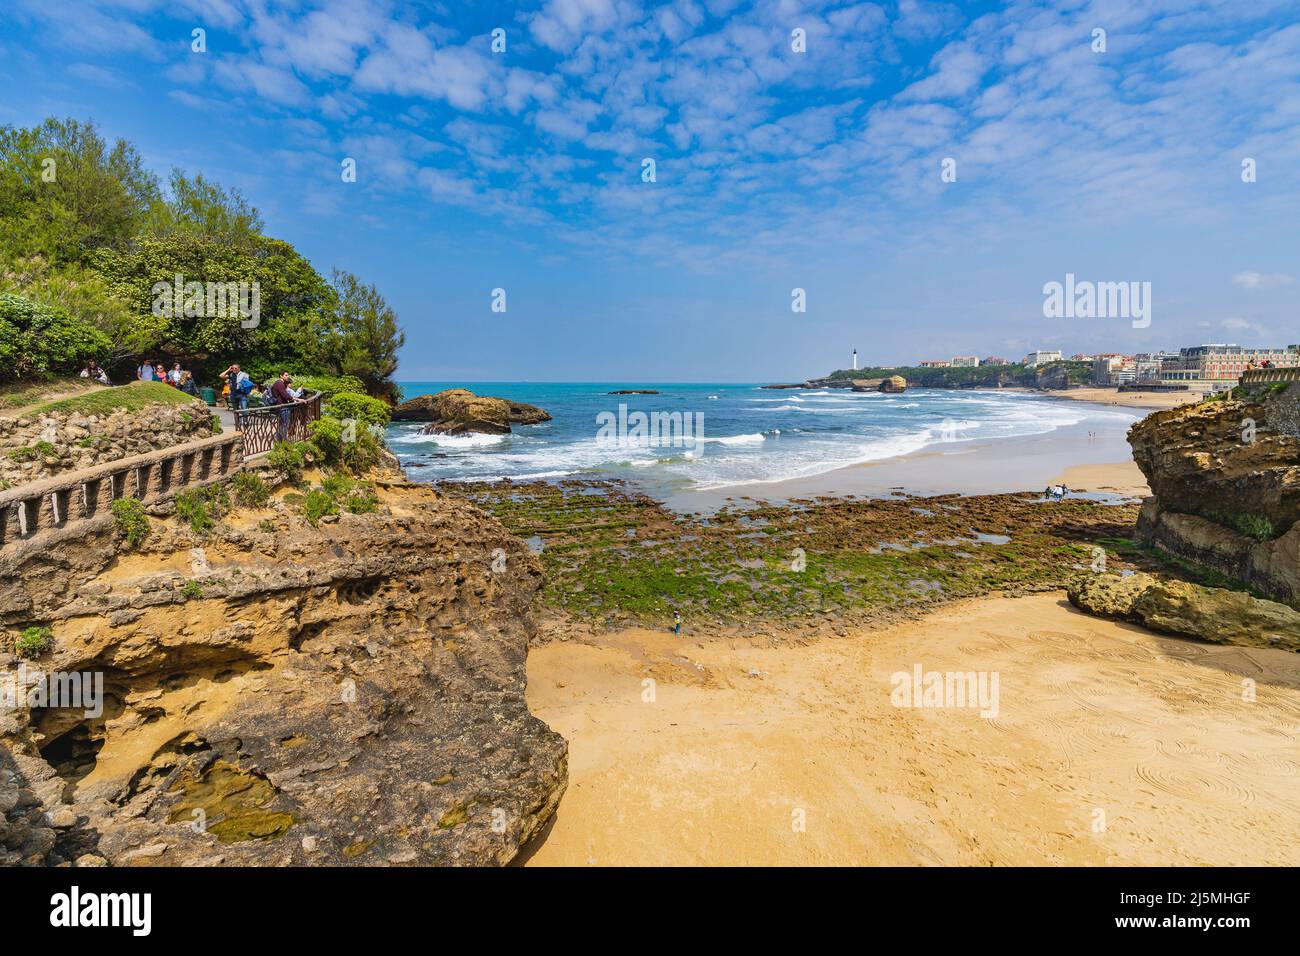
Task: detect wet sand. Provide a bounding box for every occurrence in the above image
[668,411,1144,511]
[523,593,1300,866]
[1052,461,1149,497]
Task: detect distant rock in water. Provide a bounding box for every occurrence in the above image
[392,389,551,435]
[607,389,660,395]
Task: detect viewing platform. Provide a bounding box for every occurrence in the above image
[1239,367,1300,386]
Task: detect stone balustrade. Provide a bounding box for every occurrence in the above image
[1240,367,1300,386]
[0,432,242,551]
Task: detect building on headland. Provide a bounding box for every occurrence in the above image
[918,360,951,368]
[1160,343,1300,390]
[852,349,858,371]
[950,355,980,367]
[982,356,1010,366]
[1070,353,1096,362]
[1023,350,1063,366]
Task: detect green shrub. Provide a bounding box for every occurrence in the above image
[308,416,383,473]
[7,446,38,461]
[0,292,113,384]
[15,625,53,659]
[210,414,222,434]
[302,488,339,525]
[266,440,315,485]
[111,497,150,546]
[325,391,390,426]
[232,471,271,508]
[175,484,230,534]
[320,473,379,514]
[1232,513,1275,541]
[180,580,203,599]
[288,374,367,401]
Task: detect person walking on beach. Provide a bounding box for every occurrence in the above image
[673,610,682,637]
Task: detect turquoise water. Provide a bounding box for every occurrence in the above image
[388,382,1137,497]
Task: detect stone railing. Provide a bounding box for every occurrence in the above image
[1240,367,1300,386]
[0,432,242,551]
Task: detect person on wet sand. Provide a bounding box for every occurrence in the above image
[673,610,682,636]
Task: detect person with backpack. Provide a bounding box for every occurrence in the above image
[219,363,253,411]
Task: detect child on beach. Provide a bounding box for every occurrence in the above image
[673,610,682,636]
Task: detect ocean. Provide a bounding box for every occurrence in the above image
[387,382,1140,499]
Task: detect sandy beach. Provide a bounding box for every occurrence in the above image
[1040,386,1203,410]
[523,593,1300,866]
[667,393,1149,510]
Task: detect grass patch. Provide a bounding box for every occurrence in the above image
[25,381,199,418]
[180,580,203,599]
[0,376,100,411]
[15,625,53,659]
[111,497,150,547]
[232,471,271,508]
[175,483,231,534]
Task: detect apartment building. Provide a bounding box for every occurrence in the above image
[950,356,980,367]
[1023,350,1063,366]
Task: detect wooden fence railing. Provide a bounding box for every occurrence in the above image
[0,432,242,552]
[233,391,323,458]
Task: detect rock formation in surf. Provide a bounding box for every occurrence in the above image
[393,389,551,435]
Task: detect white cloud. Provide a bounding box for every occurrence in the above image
[1232,271,1294,289]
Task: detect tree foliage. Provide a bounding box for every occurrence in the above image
[0,117,403,398]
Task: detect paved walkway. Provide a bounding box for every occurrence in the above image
[213,404,238,431]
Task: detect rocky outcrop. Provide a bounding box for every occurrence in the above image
[0,477,567,866]
[1127,385,1300,605]
[0,397,214,489]
[0,747,61,865]
[848,376,907,394]
[393,389,551,434]
[1068,572,1300,651]
[607,390,659,395]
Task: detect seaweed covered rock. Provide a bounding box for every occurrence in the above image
[1069,572,1300,651]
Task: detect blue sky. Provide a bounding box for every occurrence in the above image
[2,0,1298,381]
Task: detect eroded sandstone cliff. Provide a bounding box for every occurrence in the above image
[1127,383,1300,607]
[0,474,567,866]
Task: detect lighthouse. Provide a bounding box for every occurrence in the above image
[852,349,858,371]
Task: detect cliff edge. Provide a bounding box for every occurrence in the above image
[0,473,567,866]
[1127,381,1300,607]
